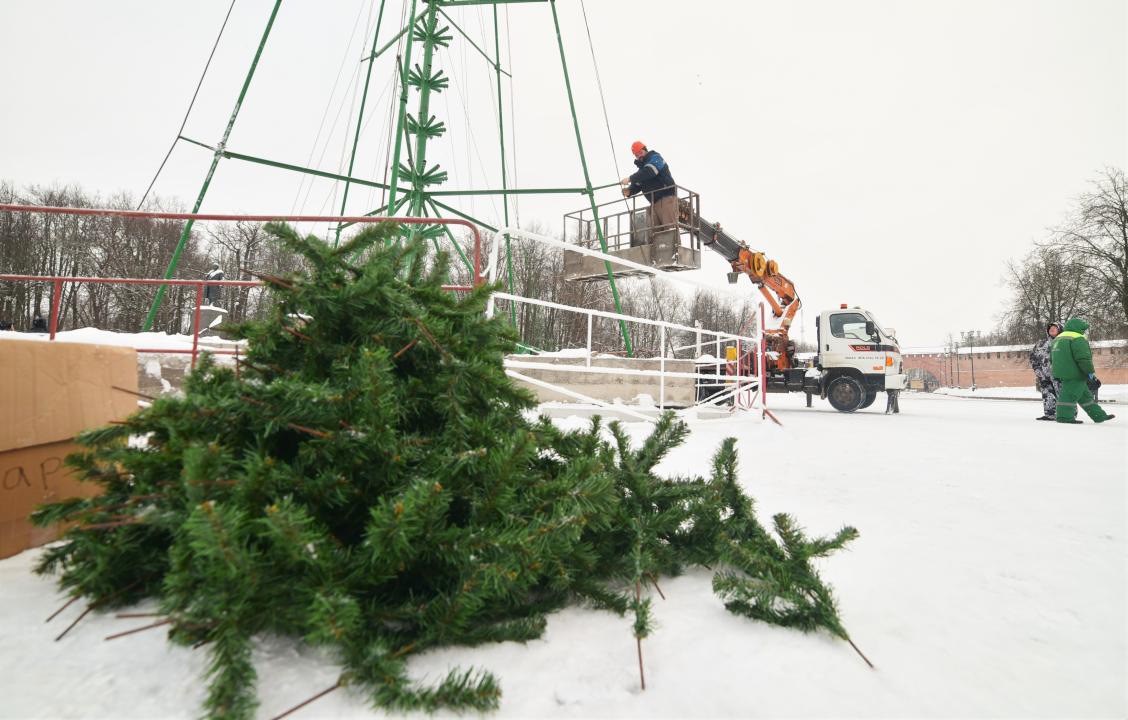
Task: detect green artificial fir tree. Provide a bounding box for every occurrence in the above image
[34,222,869,719]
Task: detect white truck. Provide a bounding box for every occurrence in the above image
[694,214,904,413]
[701,304,905,413]
[786,305,905,412]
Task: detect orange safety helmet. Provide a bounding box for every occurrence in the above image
[631,140,646,155]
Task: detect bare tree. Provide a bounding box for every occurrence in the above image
[996,245,1091,342]
[991,168,1127,343]
[207,221,269,322]
[1047,167,1128,336]
[0,182,205,332]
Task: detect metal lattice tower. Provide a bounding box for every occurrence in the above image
[142,0,633,354]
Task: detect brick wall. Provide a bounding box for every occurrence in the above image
[904,340,1128,388]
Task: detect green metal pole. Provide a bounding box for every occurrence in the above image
[493,6,516,326]
[424,197,476,275]
[429,197,497,232]
[183,136,602,196]
[142,0,284,331]
[436,8,511,76]
[427,185,601,195]
[365,14,414,62]
[385,0,418,218]
[338,194,410,234]
[440,1,548,6]
[417,200,447,258]
[548,0,632,356]
[389,192,412,215]
[335,0,389,246]
[408,3,440,220]
[210,145,398,192]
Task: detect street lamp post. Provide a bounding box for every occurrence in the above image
[962,330,980,390]
[947,346,954,387]
[954,341,961,387]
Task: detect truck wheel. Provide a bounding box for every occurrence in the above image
[827,376,865,412]
[859,391,877,409]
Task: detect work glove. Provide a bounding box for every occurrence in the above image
[1088,376,1102,390]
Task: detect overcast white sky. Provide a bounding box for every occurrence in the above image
[1,0,1125,347]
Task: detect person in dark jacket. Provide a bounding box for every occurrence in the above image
[1030,321,1062,420]
[1050,317,1114,424]
[29,316,48,333]
[620,141,677,236]
[204,262,224,306]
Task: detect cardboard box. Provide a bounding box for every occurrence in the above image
[0,337,138,559]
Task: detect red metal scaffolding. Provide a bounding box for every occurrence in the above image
[0,205,483,366]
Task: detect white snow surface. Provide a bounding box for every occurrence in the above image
[935,384,1128,402]
[142,358,163,379]
[523,348,624,360]
[1,393,1125,718]
[6,327,243,350]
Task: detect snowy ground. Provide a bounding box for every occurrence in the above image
[1,392,1125,719]
[935,384,1128,403]
[1,326,242,351]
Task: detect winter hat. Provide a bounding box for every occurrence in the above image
[631,141,646,155]
[1064,317,1089,334]
[1046,321,1063,336]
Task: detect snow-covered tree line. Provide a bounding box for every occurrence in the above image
[993,168,1127,342]
[0,182,300,332]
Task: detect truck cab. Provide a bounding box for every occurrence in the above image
[735,304,904,413]
[811,305,905,412]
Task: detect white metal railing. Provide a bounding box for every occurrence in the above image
[487,226,768,420]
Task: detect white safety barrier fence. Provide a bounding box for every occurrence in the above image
[486,226,769,421]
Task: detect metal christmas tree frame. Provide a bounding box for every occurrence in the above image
[143,0,635,353]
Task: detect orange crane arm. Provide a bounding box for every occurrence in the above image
[732,247,801,370]
[694,215,801,371]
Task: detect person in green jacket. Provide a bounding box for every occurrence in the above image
[1051,318,1115,424]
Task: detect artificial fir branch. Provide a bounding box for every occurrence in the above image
[634,579,647,691]
[281,325,312,342]
[270,679,343,720]
[104,618,172,640]
[34,222,867,718]
[111,385,157,402]
[393,339,417,359]
[407,316,451,359]
[44,595,80,623]
[54,606,95,642]
[77,520,147,531]
[116,612,163,618]
[240,267,295,290]
[53,581,144,641]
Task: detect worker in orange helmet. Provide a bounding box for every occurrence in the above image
[620,141,678,237]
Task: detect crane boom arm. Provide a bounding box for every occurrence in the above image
[689,213,801,370]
